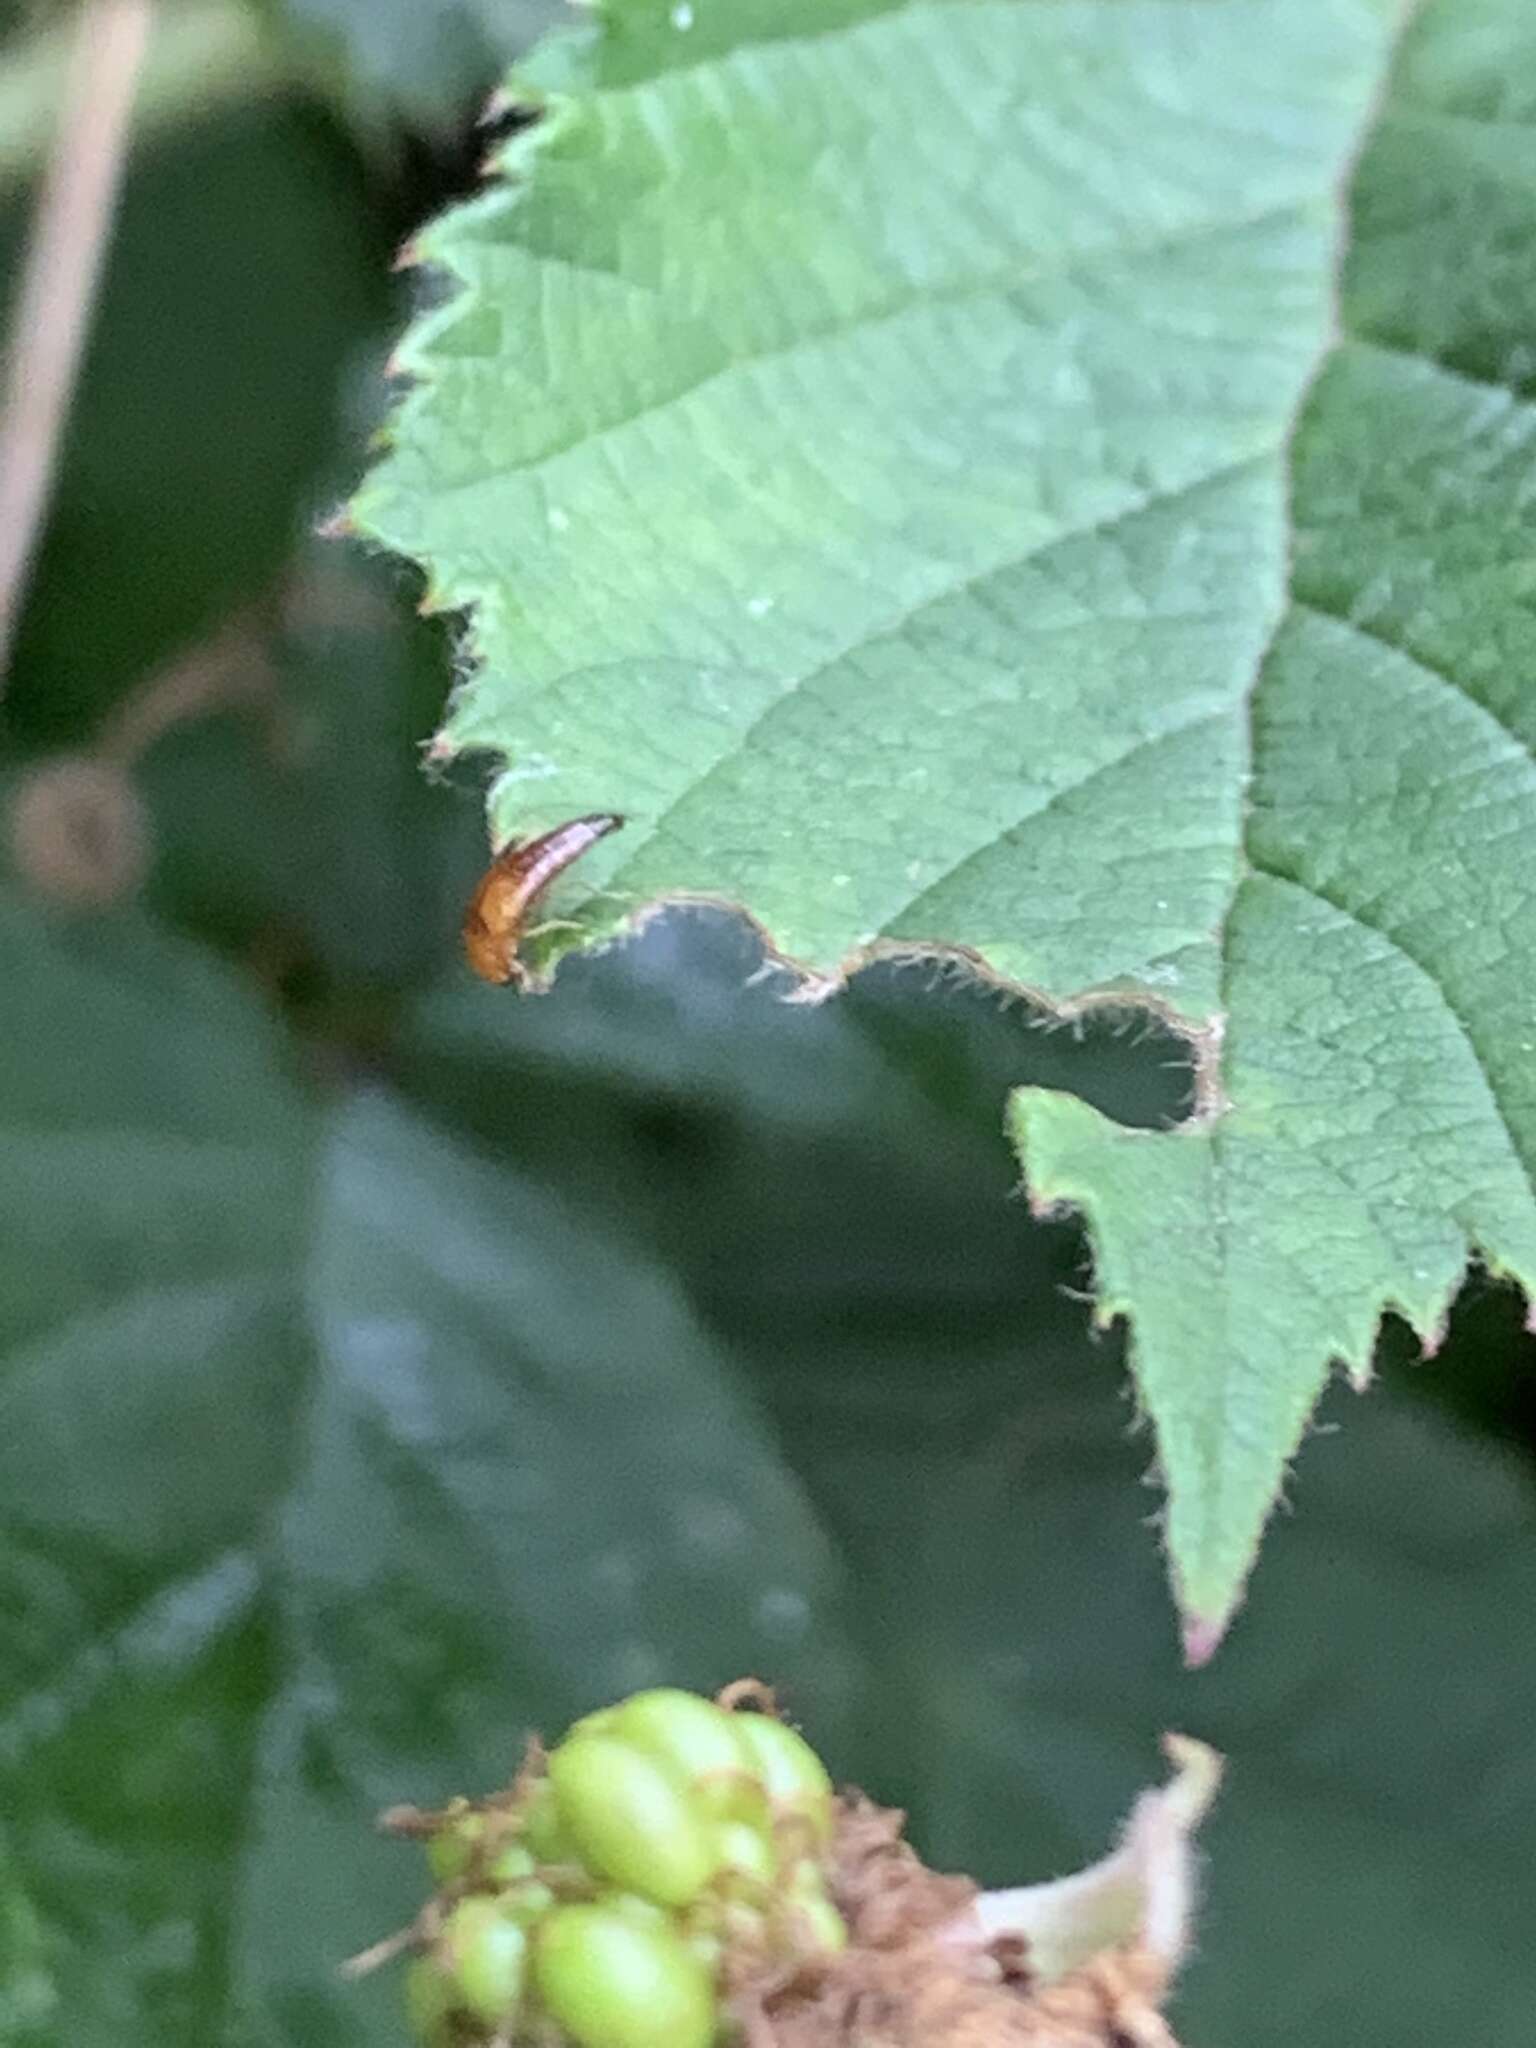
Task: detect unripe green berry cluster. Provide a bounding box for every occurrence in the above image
[404,1688,844,2048]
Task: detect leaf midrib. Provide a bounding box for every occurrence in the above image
[611,456,1270,948]
[1171,0,1438,1598]
[1251,864,1536,1204]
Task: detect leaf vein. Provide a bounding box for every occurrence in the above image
[609,456,1268,878]
[1292,598,1536,775]
[888,710,1234,936]
[1248,863,1536,1200]
[423,200,1314,499]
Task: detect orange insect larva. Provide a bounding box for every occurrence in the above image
[462,812,624,987]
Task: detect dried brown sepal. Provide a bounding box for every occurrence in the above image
[737,1935,1177,2048]
[825,1796,976,1951]
[731,1736,1219,2048]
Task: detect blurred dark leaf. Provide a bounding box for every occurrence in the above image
[398,910,1192,1249]
[2,899,1533,2044]
[407,920,1536,2047]
[0,899,851,2045]
[137,532,485,988]
[2,95,389,748]
[865,1367,1536,2048]
[257,0,566,130]
[231,1085,856,2044]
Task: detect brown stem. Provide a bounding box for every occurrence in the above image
[91,605,272,766]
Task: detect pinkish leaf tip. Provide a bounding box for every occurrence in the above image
[1181,1614,1227,1668]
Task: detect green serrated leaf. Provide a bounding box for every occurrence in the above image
[355,0,1387,1005]
[1026,0,1536,1644]
[352,0,1536,1643]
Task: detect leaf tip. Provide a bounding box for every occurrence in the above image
[1180,1613,1228,1669]
[479,81,518,127]
[315,503,357,542]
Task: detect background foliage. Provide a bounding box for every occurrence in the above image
[1,3,1534,2045]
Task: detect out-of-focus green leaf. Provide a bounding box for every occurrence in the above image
[258,0,565,128]
[2,95,388,747]
[864,1370,1536,2048]
[230,1086,854,2044]
[351,0,1536,1644]
[0,900,848,2046]
[137,529,485,987]
[404,926,1536,2048]
[0,1823,56,2042]
[2,901,1534,2042]
[0,898,310,2044]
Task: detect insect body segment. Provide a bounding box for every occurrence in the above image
[463,812,625,987]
